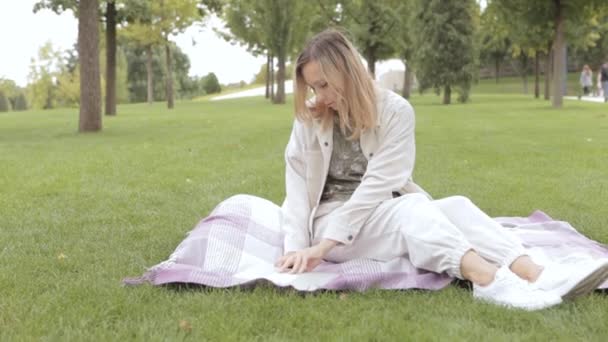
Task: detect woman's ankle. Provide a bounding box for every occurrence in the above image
[460,250,498,286]
[510,256,543,282]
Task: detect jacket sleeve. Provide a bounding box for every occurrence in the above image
[280,120,312,253]
[320,98,416,245]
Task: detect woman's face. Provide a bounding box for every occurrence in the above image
[302,61,338,111]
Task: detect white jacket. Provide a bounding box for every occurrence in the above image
[281,87,430,253]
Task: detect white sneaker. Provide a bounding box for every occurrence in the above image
[533,258,608,300]
[473,267,562,311]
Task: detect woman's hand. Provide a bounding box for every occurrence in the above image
[275,239,338,274]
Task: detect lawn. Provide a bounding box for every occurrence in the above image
[1,91,608,340]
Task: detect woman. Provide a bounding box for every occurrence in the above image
[579,64,593,97]
[275,29,608,310]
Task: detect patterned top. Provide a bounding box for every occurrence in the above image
[320,117,368,203]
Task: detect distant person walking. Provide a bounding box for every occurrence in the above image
[601,62,608,102]
[579,65,593,98]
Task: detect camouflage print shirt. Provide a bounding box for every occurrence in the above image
[320,118,368,203]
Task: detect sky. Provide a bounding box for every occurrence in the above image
[0,0,404,88]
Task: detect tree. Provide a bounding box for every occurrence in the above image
[27,42,62,109]
[202,72,221,94]
[123,42,193,102]
[217,0,273,99]
[479,2,511,84]
[413,0,479,104]
[34,0,123,115]
[105,1,117,115]
[393,1,416,99]
[78,0,102,132]
[122,0,201,109]
[214,0,312,104]
[0,78,21,108]
[0,91,9,112]
[316,0,401,78]
[120,0,158,104]
[13,93,28,111]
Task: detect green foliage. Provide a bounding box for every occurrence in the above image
[478,2,511,73]
[124,42,193,102]
[413,0,479,104]
[202,72,221,94]
[317,0,402,75]
[55,64,80,107]
[219,0,313,59]
[13,93,28,111]
[0,91,9,112]
[252,62,293,84]
[0,79,20,103]
[121,0,201,47]
[252,63,267,84]
[99,40,130,104]
[26,42,63,109]
[217,0,313,103]
[33,0,78,14]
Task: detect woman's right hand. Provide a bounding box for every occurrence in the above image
[275,239,338,274]
[275,247,324,274]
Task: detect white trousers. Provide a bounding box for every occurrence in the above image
[312,193,526,279]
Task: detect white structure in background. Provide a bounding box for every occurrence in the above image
[378,70,405,92]
[375,59,417,93]
[211,80,294,101]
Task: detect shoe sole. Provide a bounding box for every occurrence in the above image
[562,262,608,301]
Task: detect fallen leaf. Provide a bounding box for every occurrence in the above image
[179,320,192,333]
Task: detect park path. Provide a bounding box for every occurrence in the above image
[564,95,606,103]
[211,80,294,101]
[210,83,606,103]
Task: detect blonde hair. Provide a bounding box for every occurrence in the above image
[294,29,377,140]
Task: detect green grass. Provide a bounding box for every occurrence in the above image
[1,92,608,340]
[473,72,587,96]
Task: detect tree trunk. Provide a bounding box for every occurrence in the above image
[552,0,565,108]
[534,50,540,98]
[402,60,413,99]
[521,54,529,94]
[165,41,174,109]
[104,1,117,116]
[366,50,376,79]
[78,0,102,132]
[274,50,286,104]
[544,44,552,100]
[443,85,451,104]
[269,54,274,102]
[495,56,500,83]
[265,53,270,99]
[146,45,153,104]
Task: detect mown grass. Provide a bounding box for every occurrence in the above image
[472,72,589,96]
[1,91,607,340]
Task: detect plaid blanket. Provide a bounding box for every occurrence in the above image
[123,194,608,291]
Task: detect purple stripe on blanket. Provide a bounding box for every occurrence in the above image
[124,195,608,291]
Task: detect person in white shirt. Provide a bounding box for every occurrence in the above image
[579,64,593,98]
[275,29,608,311]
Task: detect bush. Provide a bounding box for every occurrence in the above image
[13,93,28,111]
[0,91,9,112]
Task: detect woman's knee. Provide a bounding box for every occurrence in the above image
[399,192,431,206]
[436,195,474,209]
